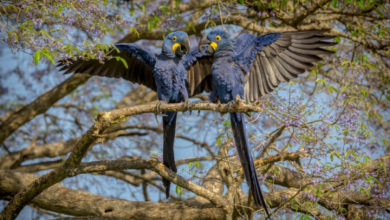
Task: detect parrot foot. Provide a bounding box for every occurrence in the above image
[226,101,235,111]
[155,101,167,116]
[184,100,192,114]
[234,95,244,106]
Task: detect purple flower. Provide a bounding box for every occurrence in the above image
[33,18,43,28]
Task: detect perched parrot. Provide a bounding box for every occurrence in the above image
[58,31,213,198]
[199,29,335,218]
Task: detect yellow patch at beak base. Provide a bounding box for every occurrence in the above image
[172,43,181,53]
[210,41,218,50]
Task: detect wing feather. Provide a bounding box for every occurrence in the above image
[183,49,213,97]
[279,53,313,70]
[259,56,273,93]
[251,61,259,100]
[57,43,157,91]
[235,30,335,103]
[261,54,278,87]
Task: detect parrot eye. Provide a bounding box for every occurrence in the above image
[216,35,221,41]
[172,36,177,42]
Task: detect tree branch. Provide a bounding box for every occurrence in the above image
[0,171,225,220]
[0,74,90,145]
[0,100,260,219]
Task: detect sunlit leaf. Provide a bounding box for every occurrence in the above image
[332,0,337,7]
[115,56,128,69]
[33,50,41,65]
[176,185,182,197]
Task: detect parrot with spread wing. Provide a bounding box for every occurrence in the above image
[199,29,335,218]
[58,31,213,198]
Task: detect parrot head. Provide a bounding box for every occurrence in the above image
[162,31,190,58]
[199,30,231,55]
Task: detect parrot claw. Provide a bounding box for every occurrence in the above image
[226,101,234,111]
[155,101,167,116]
[184,100,192,114]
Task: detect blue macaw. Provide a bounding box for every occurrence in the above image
[199,29,335,218]
[58,31,213,198]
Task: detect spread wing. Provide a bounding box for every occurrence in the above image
[183,49,213,97]
[234,30,336,103]
[57,43,157,91]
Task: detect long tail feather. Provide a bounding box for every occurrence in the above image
[230,112,271,218]
[162,112,177,198]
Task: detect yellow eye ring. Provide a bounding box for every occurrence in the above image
[172,36,177,41]
[216,35,221,41]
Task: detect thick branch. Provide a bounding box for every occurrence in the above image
[0,101,257,219]
[0,171,225,220]
[73,158,229,208]
[0,138,78,169]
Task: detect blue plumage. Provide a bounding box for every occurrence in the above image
[114,43,157,67]
[151,31,191,197]
[116,32,202,198]
[200,28,334,218]
[201,29,271,218]
[59,30,206,199]
[234,33,281,73]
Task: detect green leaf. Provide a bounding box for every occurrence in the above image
[40,30,51,39]
[360,88,368,98]
[115,56,128,69]
[330,150,340,162]
[364,155,371,163]
[188,162,193,168]
[33,51,41,65]
[359,186,370,196]
[113,115,127,124]
[153,15,159,24]
[332,0,338,7]
[128,27,140,38]
[359,0,364,9]
[316,185,322,197]
[147,20,152,32]
[42,49,55,64]
[130,7,134,16]
[216,138,222,146]
[316,78,326,85]
[223,120,231,127]
[328,85,338,94]
[335,36,341,43]
[299,214,311,220]
[204,19,216,28]
[159,6,170,14]
[341,61,350,66]
[57,4,63,13]
[176,185,182,197]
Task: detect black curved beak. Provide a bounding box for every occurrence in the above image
[199,38,215,55]
[175,36,190,57]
